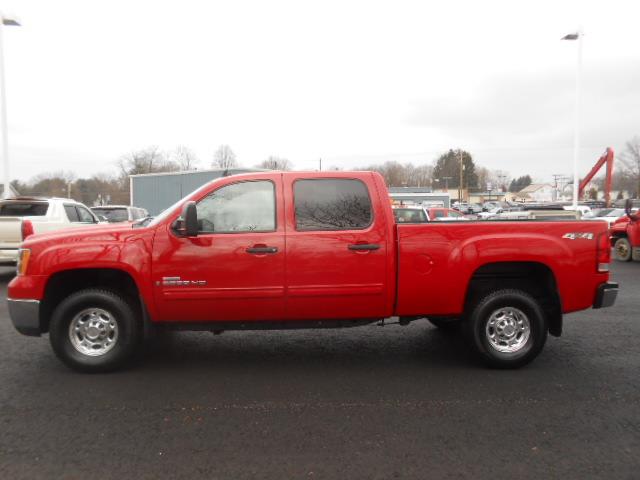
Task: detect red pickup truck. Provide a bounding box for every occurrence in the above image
[8,171,618,372]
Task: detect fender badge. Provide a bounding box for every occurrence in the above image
[562,232,594,240]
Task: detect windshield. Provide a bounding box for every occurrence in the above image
[147,181,218,228]
[0,202,49,216]
[92,208,129,222]
[605,209,624,217]
[393,208,428,223]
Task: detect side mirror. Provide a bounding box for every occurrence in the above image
[174,201,198,236]
[98,215,108,222]
[625,199,633,217]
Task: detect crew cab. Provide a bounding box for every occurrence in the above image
[0,197,102,265]
[7,172,618,372]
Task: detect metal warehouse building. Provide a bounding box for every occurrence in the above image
[130,168,263,216]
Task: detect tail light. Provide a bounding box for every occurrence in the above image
[21,219,34,240]
[597,231,611,272]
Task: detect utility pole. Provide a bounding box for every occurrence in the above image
[458,149,464,202]
[319,158,322,172]
[0,14,20,199]
[552,174,563,201]
[562,28,583,209]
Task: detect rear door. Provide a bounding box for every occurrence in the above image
[283,174,389,320]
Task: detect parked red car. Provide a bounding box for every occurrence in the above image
[426,207,469,221]
[8,171,617,372]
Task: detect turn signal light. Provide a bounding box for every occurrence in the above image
[16,248,30,276]
[21,219,34,240]
[596,232,611,273]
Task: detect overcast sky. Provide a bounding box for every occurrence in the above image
[2,0,639,183]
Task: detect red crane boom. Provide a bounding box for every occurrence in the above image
[579,147,614,207]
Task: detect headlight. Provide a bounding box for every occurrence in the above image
[16,248,30,276]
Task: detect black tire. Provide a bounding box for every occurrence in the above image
[464,289,547,369]
[614,237,632,262]
[427,317,460,331]
[49,289,142,373]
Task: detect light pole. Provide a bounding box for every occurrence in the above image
[0,13,20,199]
[562,28,583,209]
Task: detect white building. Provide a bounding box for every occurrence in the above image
[514,183,555,203]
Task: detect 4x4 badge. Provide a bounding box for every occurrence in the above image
[562,232,594,240]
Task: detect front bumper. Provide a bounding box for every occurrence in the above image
[593,282,618,309]
[7,298,41,336]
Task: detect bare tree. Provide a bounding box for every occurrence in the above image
[170,145,199,171]
[360,161,433,187]
[117,146,179,193]
[619,136,640,197]
[212,145,238,169]
[117,146,179,178]
[257,156,292,171]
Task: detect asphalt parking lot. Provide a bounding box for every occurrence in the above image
[0,262,638,479]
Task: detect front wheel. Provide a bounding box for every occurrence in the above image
[614,237,632,262]
[464,289,547,369]
[49,289,142,373]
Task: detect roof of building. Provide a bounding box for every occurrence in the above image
[517,183,553,194]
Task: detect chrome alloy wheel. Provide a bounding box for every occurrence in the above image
[68,308,119,356]
[485,307,530,353]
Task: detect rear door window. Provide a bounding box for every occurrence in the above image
[0,202,49,216]
[294,179,372,231]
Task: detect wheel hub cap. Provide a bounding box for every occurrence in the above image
[485,307,530,353]
[68,308,118,356]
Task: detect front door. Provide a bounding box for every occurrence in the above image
[152,174,285,322]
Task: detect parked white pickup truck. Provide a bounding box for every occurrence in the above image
[0,197,102,265]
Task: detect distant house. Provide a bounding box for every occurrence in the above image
[514,183,555,203]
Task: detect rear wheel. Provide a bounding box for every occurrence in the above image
[464,289,547,369]
[49,289,142,373]
[614,237,632,262]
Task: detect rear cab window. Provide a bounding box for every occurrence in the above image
[293,178,372,231]
[93,208,129,222]
[0,202,49,216]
